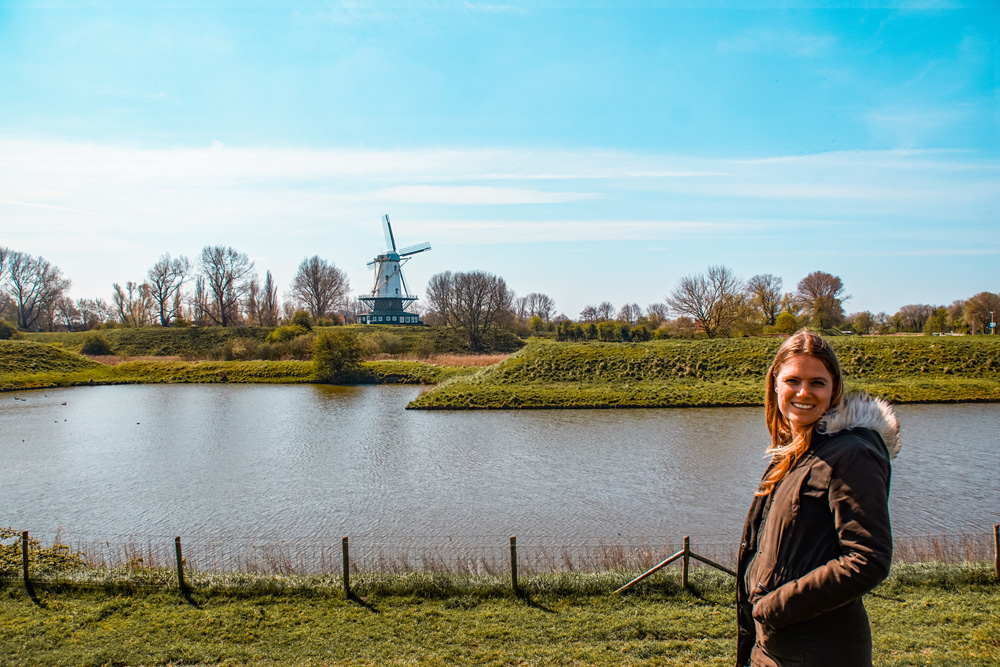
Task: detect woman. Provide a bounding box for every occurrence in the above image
[736,329,900,667]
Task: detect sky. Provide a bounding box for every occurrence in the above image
[1,0,998,320]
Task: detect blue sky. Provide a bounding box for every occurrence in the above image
[1,1,997,320]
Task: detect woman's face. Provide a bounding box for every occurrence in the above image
[775,354,834,437]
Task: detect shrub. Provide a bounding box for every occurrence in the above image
[79,332,114,355]
[265,324,309,344]
[289,310,313,331]
[313,329,363,383]
[221,337,261,361]
[360,331,406,356]
[1,527,85,576]
[0,319,21,340]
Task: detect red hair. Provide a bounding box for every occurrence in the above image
[757,329,844,496]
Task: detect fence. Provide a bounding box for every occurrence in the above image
[4,526,999,595]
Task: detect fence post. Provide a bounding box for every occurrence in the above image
[174,536,186,592]
[994,524,999,582]
[682,536,690,589]
[510,536,518,594]
[21,531,34,597]
[342,536,350,597]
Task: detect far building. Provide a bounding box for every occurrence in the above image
[357,214,431,325]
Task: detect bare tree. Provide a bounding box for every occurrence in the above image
[53,296,81,330]
[746,274,783,326]
[666,265,745,338]
[578,305,598,323]
[290,256,349,321]
[3,250,71,330]
[895,304,936,332]
[595,301,615,321]
[76,298,113,330]
[645,303,669,329]
[147,253,190,326]
[795,271,848,329]
[113,281,155,327]
[426,270,514,352]
[199,246,255,327]
[617,303,643,325]
[523,292,556,322]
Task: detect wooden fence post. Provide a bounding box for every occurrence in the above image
[342,537,350,597]
[174,536,186,592]
[994,524,999,582]
[682,536,690,589]
[510,536,518,594]
[21,531,34,597]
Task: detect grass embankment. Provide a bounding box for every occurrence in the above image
[0,340,475,392]
[1,564,996,666]
[409,336,1000,409]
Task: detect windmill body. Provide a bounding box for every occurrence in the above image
[357,215,431,325]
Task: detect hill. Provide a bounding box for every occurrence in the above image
[407,336,1000,409]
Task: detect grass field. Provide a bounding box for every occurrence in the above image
[409,337,1000,409]
[0,340,475,392]
[1,564,996,666]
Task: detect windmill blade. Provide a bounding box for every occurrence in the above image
[397,241,431,256]
[366,260,377,269]
[382,214,397,252]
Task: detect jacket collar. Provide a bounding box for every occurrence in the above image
[815,393,901,459]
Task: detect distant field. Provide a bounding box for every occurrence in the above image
[408,336,1000,409]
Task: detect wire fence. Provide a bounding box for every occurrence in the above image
[3,528,998,590]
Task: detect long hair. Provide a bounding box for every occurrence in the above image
[756,328,844,496]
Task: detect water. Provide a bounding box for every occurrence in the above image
[2,385,997,549]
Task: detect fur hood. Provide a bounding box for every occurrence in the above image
[816,393,901,460]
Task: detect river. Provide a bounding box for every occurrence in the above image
[3,384,997,558]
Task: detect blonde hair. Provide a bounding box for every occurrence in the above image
[756,329,844,496]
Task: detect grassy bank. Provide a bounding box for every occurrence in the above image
[25,324,522,358]
[1,564,996,666]
[409,337,1000,409]
[0,340,474,392]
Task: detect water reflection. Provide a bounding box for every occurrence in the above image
[2,385,997,546]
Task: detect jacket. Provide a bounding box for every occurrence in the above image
[736,393,900,667]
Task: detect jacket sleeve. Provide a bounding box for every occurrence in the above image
[752,437,892,630]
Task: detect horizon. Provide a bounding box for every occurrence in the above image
[1,1,997,320]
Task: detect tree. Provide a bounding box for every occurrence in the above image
[746,274,783,326]
[426,270,514,352]
[617,303,643,326]
[578,305,598,322]
[291,256,349,321]
[112,281,155,327]
[595,301,615,321]
[53,296,81,331]
[773,312,798,334]
[645,303,669,329]
[850,311,875,335]
[147,253,190,326]
[522,292,555,322]
[2,250,71,330]
[963,292,1000,334]
[666,265,745,338]
[199,246,255,327]
[795,271,848,329]
[895,304,936,333]
[76,298,114,330]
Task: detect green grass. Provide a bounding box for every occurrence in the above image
[409,337,1000,409]
[1,564,996,666]
[0,340,475,392]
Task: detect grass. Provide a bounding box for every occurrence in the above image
[0,564,996,666]
[409,337,1000,409]
[0,340,478,392]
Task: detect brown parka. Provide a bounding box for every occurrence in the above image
[736,393,900,667]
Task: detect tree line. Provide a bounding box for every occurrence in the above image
[1,245,997,350]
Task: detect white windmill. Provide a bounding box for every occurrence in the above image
[357,214,431,325]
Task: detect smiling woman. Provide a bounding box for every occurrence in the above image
[736,329,899,667]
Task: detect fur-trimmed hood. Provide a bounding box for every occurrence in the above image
[816,393,900,459]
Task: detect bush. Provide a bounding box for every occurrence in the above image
[79,333,114,355]
[289,311,313,331]
[360,331,406,357]
[265,324,309,344]
[221,337,261,361]
[0,319,21,340]
[313,329,362,383]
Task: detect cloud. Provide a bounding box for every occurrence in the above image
[718,27,836,57]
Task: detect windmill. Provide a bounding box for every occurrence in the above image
[357,215,431,325]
